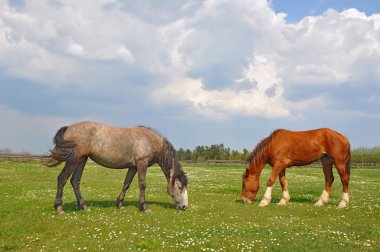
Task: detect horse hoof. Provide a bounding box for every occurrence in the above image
[314,199,327,207]
[337,202,348,209]
[143,209,152,214]
[278,199,288,205]
[81,205,91,212]
[258,201,269,207]
[258,197,271,207]
[56,206,65,214]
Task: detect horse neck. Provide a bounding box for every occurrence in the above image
[158,159,172,181]
[158,138,187,187]
[158,155,178,182]
[247,159,266,177]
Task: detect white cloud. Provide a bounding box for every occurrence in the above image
[0,0,379,121]
[0,0,139,84]
[241,55,281,92]
[68,42,85,57]
[278,8,380,86]
[67,42,134,63]
[152,76,290,120]
[153,2,380,119]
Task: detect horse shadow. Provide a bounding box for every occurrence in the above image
[61,200,175,213]
[234,197,316,204]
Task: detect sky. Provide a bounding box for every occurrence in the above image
[0,0,379,154]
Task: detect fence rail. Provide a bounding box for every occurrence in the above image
[0,155,50,162]
[0,155,379,167]
[182,160,380,167]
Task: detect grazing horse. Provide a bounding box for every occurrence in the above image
[241,128,351,208]
[47,121,188,214]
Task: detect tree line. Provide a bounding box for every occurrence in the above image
[177,144,250,161]
[178,144,380,163]
[1,146,380,164]
[351,146,380,163]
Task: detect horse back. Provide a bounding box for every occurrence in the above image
[270,128,349,166]
[62,121,164,168]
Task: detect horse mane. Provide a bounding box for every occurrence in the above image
[161,138,188,187]
[248,129,284,167]
[141,126,188,187]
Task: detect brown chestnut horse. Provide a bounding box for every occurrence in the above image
[241,128,351,208]
[47,121,188,214]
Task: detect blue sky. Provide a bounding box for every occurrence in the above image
[272,0,380,21]
[0,0,379,154]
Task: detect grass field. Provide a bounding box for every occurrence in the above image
[0,161,379,251]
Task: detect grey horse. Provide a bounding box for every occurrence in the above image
[47,121,188,214]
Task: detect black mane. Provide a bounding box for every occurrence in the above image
[141,126,188,187]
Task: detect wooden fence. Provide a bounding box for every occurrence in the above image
[182,160,380,167]
[0,155,379,168]
[0,155,49,162]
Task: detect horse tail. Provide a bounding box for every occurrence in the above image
[160,138,188,187]
[345,141,351,176]
[45,126,77,167]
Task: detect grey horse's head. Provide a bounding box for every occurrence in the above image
[168,173,188,210]
[160,137,188,210]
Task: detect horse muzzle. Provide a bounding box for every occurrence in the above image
[176,204,188,210]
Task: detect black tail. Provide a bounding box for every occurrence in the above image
[45,126,77,167]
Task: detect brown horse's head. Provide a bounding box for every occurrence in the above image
[241,168,259,203]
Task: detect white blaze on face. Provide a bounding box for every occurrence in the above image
[179,187,188,209]
[172,180,188,210]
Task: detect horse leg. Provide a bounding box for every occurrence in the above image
[70,157,90,211]
[315,156,334,207]
[259,165,284,207]
[116,168,137,209]
[137,162,151,213]
[335,160,350,209]
[278,170,290,205]
[54,162,76,214]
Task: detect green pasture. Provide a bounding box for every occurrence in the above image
[0,161,379,251]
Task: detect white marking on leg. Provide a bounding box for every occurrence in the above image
[278,190,290,205]
[259,186,272,207]
[315,190,329,207]
[337,192,349,209]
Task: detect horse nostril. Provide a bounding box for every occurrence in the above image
[181,205,187,210]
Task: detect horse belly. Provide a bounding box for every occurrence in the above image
[90,155,135,169]
[89,150,136,169]
[289,152,323,166]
